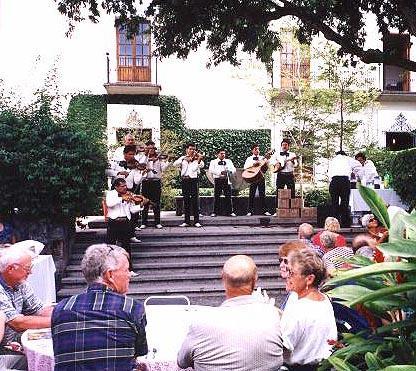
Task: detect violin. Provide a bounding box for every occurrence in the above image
[122,192,151,206]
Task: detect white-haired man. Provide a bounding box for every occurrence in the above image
[177,255,284,371]
[52,244,148,370]
[0,247,52,343]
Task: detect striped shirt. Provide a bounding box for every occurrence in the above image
[52,283,148,370]
[0,275,44,344]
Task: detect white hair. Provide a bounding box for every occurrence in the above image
[0,247,35,273]
[81,244,129,284]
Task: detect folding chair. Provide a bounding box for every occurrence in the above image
[144,295,191,307]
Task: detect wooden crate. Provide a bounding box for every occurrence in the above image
[276,208,300,218]
[290,198,303,209]
[301,207,317,219]
[277,189,292,199]
[278,199,290,209]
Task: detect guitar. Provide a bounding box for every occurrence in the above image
[273,155,298,173]
[242,149,275,184]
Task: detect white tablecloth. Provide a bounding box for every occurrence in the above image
[349,189,408,213]
[27,255,56,305]
[21,305,213,371]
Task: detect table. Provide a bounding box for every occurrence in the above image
[27,255,56,305]
[22,305,213,371]
[349,189,408,213]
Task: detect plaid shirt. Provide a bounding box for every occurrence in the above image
[0,275,44,344]
[52,283,148,371]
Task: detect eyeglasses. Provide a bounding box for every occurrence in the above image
[279,257,289,264]
[15,263,33,273]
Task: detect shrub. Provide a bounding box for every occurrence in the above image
[389,148,416,210]
[363,146,396,179]
[0,98,107,220]
[303,187,331,207]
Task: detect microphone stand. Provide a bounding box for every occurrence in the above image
[224,163,235,215]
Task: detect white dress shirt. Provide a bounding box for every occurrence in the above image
[208,158,236,184]
[244,155,265,169]
[173,156,204,178]
[105,190,141,220]
[141,157,169,180]
[271,151,298,173]
[354,160,379,183]
[328,154,360,180]
[107,159,131,179]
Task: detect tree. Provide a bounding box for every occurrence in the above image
[55,0,416,71]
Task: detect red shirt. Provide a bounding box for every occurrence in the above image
[312,231,347,252]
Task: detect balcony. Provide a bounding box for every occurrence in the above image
[104,54,161,96]
[379,76,416,102]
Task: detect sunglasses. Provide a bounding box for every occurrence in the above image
[279,257,289,264]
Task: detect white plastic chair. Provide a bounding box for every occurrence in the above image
[144,295,191,307]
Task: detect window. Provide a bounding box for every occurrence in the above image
[383,34,410,92]
[117,22,151,82]
[280,33,310,90]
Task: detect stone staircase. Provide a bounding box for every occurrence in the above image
[57,215,365,306]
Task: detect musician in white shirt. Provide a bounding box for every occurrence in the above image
[138,141,169,229]
[106,178,143,270]
[272,139,298,211]
[243,144,271,216]
[209,149,237,217]
[173,143,205,227]
[328,150,360,227]
[354,152,379,185]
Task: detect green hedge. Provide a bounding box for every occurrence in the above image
[390,148,416,210]
[0,100,107,220]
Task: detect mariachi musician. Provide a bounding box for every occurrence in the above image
[208,148,236,217]
[106,178,148,270]
[138,140,169,230]
[108,145,138,181]
[173,143,204,228]
[243,144,272,216]
[272,139,298,210]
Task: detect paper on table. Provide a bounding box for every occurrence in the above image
[27,330,51,341]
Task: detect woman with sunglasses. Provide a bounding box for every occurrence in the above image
[281,249,337,371]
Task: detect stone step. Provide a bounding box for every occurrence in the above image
[61,271,283,288]
[69,247,280,263]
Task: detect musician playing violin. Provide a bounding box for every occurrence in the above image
[106,178,145,270]
[208,149,236,217]
[173,143,204,227]
[138,140,169,230]
[243,144,272,216]
[271,139,298,211]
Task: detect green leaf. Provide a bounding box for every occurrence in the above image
[382,367,416,371]
[376,320,416,335]
[349,283,416,306]
[327,356,361,371]
[327,285,372,303]
[378,239,416,258]
[326,262,416,286]
[365,352,385,370]
[358,184,390,228]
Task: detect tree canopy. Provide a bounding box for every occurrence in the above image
[55,0,416,71]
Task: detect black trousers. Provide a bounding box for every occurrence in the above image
[182,178,199,223]
[213,178,232,215]
[141,179,162,225]
[248,178,266,213]
[276,172,295,208]
[284,363,318,371]
[329,176,351,227]
[107,218,134,269]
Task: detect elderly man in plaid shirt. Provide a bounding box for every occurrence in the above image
[52,244,148,370]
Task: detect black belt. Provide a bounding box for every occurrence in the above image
[143,178,161,182]
[182,176,197,180]
[110,217,128,222]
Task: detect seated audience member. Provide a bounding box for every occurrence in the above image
[321,231,354,272]
[298,223,324,257]
[312,217,347,251]
[177,255,284,371]
[0,310,27,370]
[352,234,377,260]
[362,214,388,262]
[0,247,52,345]
[52,244,148,371]
[281,249,337,370]
[0,214,16,245]
[278,241,307,310]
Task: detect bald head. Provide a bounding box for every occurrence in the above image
[222,255,257,297]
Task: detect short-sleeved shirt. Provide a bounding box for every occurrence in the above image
[0,275,44,344]
[52,283,148,371]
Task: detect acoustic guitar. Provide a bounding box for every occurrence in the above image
[273,155,298,173]
[242,149,275,184]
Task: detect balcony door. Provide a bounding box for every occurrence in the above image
[117,22,151,82]
[383,34,410,92]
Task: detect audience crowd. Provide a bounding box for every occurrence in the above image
[0,214,389,371]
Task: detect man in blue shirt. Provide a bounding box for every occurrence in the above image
[52,244,148,370]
